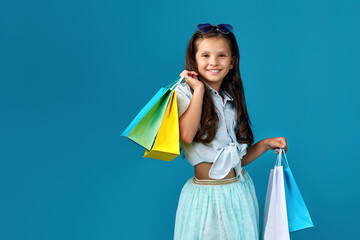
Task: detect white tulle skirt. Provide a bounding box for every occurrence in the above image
[173,170,259,240]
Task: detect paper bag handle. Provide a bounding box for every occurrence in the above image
[165,75,185,90]
[170,76,185,90]
[276,148,289,167]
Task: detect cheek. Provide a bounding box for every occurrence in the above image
[197,62,207,70]
[223,59,232,66]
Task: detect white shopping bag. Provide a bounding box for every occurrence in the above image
[262,150,290,240]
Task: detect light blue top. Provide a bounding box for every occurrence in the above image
[175,81,248,180]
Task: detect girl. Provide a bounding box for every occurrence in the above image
[173,23,288,240]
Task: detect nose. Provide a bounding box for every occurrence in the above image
[209,57,218,66]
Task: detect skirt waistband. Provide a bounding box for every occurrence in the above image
[193,169,245,185]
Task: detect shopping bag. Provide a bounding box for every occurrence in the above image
[121,76,184,150]
[262,151,290,240]
[143,91,180,161]
[280,148,315,232]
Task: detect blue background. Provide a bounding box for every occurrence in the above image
[1,0,359,239]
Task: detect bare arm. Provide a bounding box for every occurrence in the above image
[241,137,288,166]
[178,70,204,144]
[241,139,269,166]
[179,87,204,144]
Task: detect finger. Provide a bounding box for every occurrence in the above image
[282,138,287,152]
[185,71,194,78]
[187,72,195,78]
[181,71,188,78]
[187,74,197,81]
[189,72,197,77]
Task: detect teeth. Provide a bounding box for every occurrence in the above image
[209,70,220,72]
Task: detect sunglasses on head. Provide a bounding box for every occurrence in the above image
[196,23,234,34]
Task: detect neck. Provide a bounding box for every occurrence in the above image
[203,80,223,93]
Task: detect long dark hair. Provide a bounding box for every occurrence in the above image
[184,28,254,147]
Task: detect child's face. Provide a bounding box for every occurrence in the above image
[195,37,235,89]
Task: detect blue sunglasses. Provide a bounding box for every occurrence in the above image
[196,23,234,34]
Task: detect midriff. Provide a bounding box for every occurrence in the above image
[194,162,236,180]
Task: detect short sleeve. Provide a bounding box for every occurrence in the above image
[175,82,193,117]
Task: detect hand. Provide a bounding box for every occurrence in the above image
[180,70,204,92]
[264,137,288,154]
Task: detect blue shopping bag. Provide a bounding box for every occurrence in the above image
[121,76,184,150]
[279,148,315,232]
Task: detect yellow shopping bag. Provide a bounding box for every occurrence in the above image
[143,91,180,161]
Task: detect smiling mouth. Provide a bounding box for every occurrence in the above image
[207,69,222,73]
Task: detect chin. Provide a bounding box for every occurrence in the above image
[206,76,224,82]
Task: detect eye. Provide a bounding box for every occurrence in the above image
[201,53,227,57]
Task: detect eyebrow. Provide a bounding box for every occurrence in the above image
[198,50,230,54]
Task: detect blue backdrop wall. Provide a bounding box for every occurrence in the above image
[1,0,359,239]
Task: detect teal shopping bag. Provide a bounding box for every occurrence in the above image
[279,148,315,232]
[121,76,184,150]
